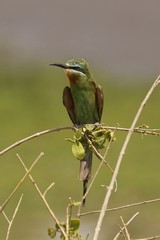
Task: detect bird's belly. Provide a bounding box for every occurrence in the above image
[73,93,98,124]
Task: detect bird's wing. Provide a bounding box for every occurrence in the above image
[63,86,77,124]
[95,84,104,122]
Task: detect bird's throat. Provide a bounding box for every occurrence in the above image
[65,70,78,84]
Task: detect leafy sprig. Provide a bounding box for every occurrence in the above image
[66,124,116,160]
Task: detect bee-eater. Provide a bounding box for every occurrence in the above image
[50,58,104,205]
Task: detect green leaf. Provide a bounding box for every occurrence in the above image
[138,123,149,129]
[72,141,85,160]
[93,135,108,149]
[70,218,80,231]
[55,222,66,230]
[74,129,84,140]
[85,124,95,132]
[72,201,81,206]
[92,128,107,138]
[91,129,116,149]
[48,228,56,238]
[109,131,116,141]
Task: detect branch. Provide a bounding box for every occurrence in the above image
[86,134,115,173]
[93,75,160,240]
[17,154,67,239]
[77,133,114,215]
[80,197,160,217]
[0,125,159,157]
[0,152,43,214]
[5,194,24,240]
[102,126,160,136]
[113,212,139,240]
[43,182,55,198]
[133,235,160,240]
[77,126,117,215]
[119,215,131,240]
[0,126,73,156]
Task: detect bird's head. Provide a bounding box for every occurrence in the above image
[50,58,91,83]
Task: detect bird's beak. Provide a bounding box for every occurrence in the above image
[50,63,69,69]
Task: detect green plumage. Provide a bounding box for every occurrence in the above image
[51,58,104,205]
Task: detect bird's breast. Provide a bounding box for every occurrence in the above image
[71,86,99,124]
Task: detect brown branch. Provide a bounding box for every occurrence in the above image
[88,137,115,173]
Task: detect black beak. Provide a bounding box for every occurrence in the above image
[50,63,69,69]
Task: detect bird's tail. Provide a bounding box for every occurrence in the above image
[79,150,92,206]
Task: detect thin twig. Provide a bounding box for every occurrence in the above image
[17,154,67,239]
[66,203,70,239]
[79,197,160,217]
[113,212,139,240]
[66,198,72,238]
[2,211,10,224]
[0,125,159,157]
[43,182,55,197]
[5,194,24,240]
[102,126,160,136]
[0,152,43,214]
[120,216,131,240]
[77,127,117,216]
[0,126,73,156]
[93,75,160,240]
[117,224,126,240]
[89,139,114,173]
[133,235,160,240]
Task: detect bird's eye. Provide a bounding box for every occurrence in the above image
[73,66,81,72]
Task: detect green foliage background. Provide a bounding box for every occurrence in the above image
[0,58,160,239]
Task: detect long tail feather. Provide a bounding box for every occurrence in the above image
[82,179,88,206]
[79,150,92,206]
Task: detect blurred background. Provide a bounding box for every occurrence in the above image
[0,1,160,239]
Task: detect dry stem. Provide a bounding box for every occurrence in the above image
[5,194,23,240]
[0,152,43,214]
[133,235,160,240]
[80,197,160,217]
[113,212,139,240]
[93,75,160,240]
[17,154,67,239]
[0,126,159,157]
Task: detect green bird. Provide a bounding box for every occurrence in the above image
[50,58,104,205]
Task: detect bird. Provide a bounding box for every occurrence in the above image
[50,58,103,205]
